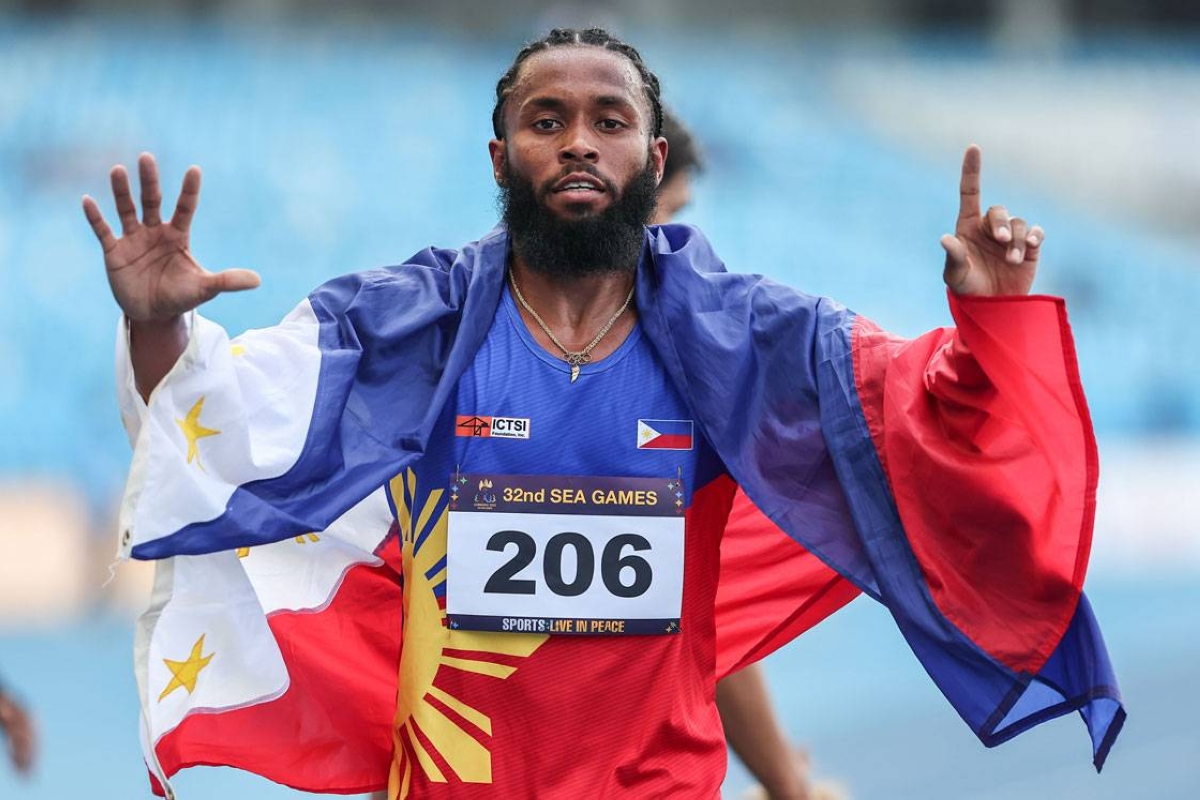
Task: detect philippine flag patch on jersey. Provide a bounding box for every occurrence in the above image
[637,419,694,450]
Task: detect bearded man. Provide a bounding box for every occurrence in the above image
[84,28,1122,800]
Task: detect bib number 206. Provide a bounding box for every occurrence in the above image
[484,530,653,598]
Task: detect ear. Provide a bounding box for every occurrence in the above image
[488,139,507,185]
[650,136,668,186]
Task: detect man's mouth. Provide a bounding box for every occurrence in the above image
[552,173,606,194]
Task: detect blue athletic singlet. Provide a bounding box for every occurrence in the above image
[385,284,735,798]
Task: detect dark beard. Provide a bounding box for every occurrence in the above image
[499,157,659,279]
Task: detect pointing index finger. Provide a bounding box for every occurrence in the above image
[958,144,982,223]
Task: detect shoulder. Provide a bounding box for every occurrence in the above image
[641,223,851,334]
[307,227,507,315]
[645,223,724,272]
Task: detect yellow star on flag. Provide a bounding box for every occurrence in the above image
[158,634,215,702]
[236,533,319,559]
[176,396,220,469]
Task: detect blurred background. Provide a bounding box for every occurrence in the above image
[0,0,1197,797]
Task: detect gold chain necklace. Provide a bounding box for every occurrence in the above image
[509,271,635,383]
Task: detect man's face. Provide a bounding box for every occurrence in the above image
[489,47,669,277]
[490,47,667,223]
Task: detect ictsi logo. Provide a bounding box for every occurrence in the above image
[456,415,531,439]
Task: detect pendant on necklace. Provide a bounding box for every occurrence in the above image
[564,351,588,383]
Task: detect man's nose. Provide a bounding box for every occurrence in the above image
[559,124,599,163]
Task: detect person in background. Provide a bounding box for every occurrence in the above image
[0,679,35,777]
[655,110,843,800]
[652,111,702,224]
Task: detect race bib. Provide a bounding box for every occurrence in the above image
[447,473,685,635]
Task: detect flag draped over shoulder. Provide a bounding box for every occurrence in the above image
[648,227,1122,766]
[116,224,1123,796]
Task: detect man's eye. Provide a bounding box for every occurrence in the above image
[533,119,562,131]
[598,119,626,130]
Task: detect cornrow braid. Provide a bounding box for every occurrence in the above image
[492,28,664,140]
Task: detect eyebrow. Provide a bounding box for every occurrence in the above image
[521,94,638,114]
[522,96,567,113]
[594,95,636,109]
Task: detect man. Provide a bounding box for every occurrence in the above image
[653,111,828,800]
[652,111,702,225]
[84,28,1120,800]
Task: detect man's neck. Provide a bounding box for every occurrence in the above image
[508,250,638,362]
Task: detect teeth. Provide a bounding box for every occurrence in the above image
[561,182,598,191]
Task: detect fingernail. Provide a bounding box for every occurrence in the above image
[1008,247,1021,262]
[1027,235,1039,246]
[997,227,1011,242]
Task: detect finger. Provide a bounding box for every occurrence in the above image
[170,165,202,233]
[957,144,983,224]
[206,268,262,295]
[81,195,118,252]
[1007,217,1028,263]
[940,233,970,290]
[984,205,1011,243]
[1025,224,1045,254]
[110,165,140,234]
[138,152,163,227]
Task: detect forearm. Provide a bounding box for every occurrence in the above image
[717,665,808,800]
[129,316,188,402]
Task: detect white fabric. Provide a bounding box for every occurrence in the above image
[134,551,288,797]
[115,302,323,557]
[133,487,393,799]
[240,486,391,614]
[117,304,397,797]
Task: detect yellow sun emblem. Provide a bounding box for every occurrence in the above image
[386,469,546,799]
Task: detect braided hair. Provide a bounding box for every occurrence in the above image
[491,28,664,140]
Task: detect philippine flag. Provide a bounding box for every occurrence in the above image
[637,419,694,450]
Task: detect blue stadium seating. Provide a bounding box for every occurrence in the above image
[1,18,1197,502]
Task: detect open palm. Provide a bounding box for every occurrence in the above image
[83,154,259,322]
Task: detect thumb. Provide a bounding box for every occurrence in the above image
[207,268,262,294]
[940,234,972,294]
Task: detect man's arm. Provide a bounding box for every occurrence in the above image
[717,664,809,800]
[127,317,189,401]
[0,685,35,776]
[82,153,260,401]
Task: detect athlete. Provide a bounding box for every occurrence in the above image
[652,111,702,225]
[84,27,1120,800]
[653,110,824,800]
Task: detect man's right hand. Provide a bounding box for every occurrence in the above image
[83,153,260,322]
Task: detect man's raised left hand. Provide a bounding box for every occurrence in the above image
[941,144,1044,297]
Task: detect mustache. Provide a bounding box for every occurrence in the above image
[540,165,617,195]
